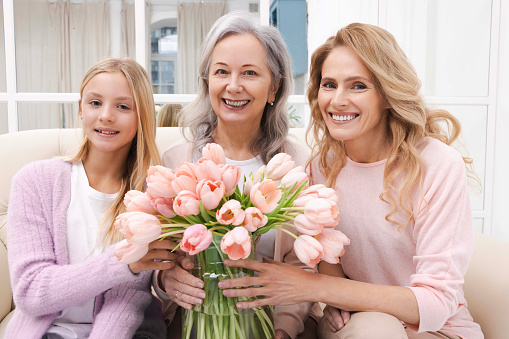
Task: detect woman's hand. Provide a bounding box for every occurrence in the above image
[275,329,291,339]
[128,239,179,274]
[218,257,317,309]
[160,256,206,310]
[322,305,350,332]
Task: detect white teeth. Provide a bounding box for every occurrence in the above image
[98,130,117,135]
[331,114,357,121]
[224,99,249,107]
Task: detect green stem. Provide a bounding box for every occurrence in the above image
[271,226,299,240]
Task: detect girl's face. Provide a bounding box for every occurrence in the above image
[318,46,390,161]
[80,71,138,157]
[208,33,278,129]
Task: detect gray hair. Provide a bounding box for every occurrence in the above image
[179,10,294,164]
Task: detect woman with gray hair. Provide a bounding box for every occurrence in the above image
[154,10,319,339]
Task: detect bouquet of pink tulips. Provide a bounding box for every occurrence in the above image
[113,143,349,339]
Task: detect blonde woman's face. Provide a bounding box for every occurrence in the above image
[208,33,278,129]
[317,46,390,162]
[80,71,138,158]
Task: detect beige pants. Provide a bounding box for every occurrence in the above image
[317,312,461,339]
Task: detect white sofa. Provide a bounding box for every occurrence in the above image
[1,127,508,338]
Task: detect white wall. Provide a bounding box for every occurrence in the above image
[492,0,509,241]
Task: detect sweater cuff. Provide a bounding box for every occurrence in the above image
[152,270,170,301]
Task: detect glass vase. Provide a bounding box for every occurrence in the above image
[182,235,274,339]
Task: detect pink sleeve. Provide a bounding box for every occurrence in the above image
[407,150,474,332]
[8,163,139,317]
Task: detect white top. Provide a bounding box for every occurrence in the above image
[46,160,117,339]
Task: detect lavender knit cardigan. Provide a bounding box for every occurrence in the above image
[6,158,166,339]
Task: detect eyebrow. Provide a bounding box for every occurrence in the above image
[321,75,371,83]
[84,92,133,102]
[212,62,262,69]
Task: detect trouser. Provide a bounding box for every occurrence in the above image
[317,312,461,339]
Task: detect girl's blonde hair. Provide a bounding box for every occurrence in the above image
[70,57,161,246]
[307,23,479,230]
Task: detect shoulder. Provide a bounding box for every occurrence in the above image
[284,139,311,168]
[161,139,193,169]
[13,158,71,183]
[419,137,466,175]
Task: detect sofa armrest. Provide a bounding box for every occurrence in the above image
[464,232,509,339]
[0,242,12,323]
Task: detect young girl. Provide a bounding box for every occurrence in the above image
[218,23,484,338]
[6,58,175,338]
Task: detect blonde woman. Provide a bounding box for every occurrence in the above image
[6,58,175,338]
[219,23,483,339]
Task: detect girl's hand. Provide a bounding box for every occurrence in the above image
[160,256,206,310]
[128,239,179,274]
[323,305,350,332]
[218,257,316,309]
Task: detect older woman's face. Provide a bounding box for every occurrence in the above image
[208,33,278,128]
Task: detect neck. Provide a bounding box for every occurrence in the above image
[344,136,392,164]
[212,122,260,161]
[82,148,130,194]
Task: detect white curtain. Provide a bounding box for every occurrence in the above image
[14,0,109,130]
[177,1,226,94]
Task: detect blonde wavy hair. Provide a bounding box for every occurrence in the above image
[69,58,161,246]
[307,23,479,230]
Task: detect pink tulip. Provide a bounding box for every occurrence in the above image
[114,239,149,264]
[266,153,295,181]
[171,164,198,193]
[220,164,242,196]
[304,198,339,225]
[315,229,350,264]
[300,184,338,204]
[173,190,201,216]
[321,212,341,229]
[293,235,324,268]
[146,166,177,199]
[124,190,157,214]
[195,158,222,181]
[216,199,245,225]
[114,212,162,244]
[243,165,265,194]
[196,179,225,210]
[293,194,315,208]
[202,143,226,165]
[180,224,213,255]
[151,197,176,218]
[280,166,309,193]
[220,227,252,260]
[242,207,268,232]
[293,214,323,236]
[250,179,282,214]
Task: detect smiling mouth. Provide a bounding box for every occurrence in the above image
[223,99,249,107]
[95,129,119,135]
[330,113,359,122]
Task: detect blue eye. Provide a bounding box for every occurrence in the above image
[118,104,130,110]
[321,82,336,89]
[353,83,367,90]
[244,70,256,76]
[90,100,101,106]
[216,69,228,75]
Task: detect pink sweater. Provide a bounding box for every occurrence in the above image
[6,158,166,339]
[311,138,483,338]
